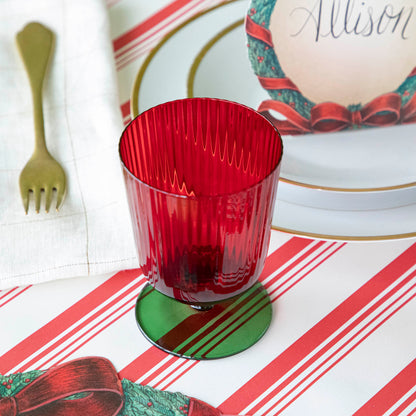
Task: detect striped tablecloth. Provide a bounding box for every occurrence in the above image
[1,232,415,415]
[1,1,415,415]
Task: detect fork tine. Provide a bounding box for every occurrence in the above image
[34,187,42,213]
[20,188,30,215]
[44,186,53,213]
[55,186,65,211]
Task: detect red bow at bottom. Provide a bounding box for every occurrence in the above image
[0,357,224,416]
[0,357,124,416]
[259,92,416,135]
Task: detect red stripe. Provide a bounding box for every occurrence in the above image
[156,361,199,391]
[273,243,346,300]
[389,391,416,416]
[17,277,145,373]
[0,286,32,308]
[116,43,154,72]
[0,287,18,300]
[268,283,416,415]
[118,347,169,381]
[120,101,130,120]
[142,356,179,387]
[115,0,211,71]
[0,269,142,374]
[35,288,141,370]
[107,0,122,7]
[219,243,416,414]
[259,237,314,282]
[53,302,138,368]
[115,0,207,64]
[113,0,199,52]
[354,358,416,415]
[266,241,339,295]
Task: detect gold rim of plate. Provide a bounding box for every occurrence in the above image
[130,0,416,242]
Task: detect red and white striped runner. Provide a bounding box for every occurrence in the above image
[1,232,415,415]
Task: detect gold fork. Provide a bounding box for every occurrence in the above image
[16,22,66,214]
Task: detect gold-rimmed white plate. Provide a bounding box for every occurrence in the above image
[131,0,416,241]
[186,15,416,212]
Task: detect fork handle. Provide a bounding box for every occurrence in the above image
[16,22,54,156]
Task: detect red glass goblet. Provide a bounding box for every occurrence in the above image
[119,98,282,359]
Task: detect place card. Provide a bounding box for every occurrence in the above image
[246,0,416,134]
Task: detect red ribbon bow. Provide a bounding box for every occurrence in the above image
[311,92,402,132]
[258,92,412,134]
[0,357,124,416]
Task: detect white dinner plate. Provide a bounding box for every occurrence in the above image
[131,0,416,240]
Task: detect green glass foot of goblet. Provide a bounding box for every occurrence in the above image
[135,282,272,360]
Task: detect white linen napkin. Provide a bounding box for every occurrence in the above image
[0,0,138,289]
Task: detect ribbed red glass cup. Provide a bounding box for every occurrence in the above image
[120,98,282,305]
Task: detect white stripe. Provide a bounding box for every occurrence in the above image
[241,267,416,415]
[9,274,145,373]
